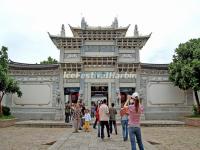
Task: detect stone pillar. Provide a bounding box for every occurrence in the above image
[114,78,121,108]
[108,82,112,107]
[136,48,140,63]
[111,82,115,104]
[55,68,65,121]
[136,68,141,92]
[60,48,64,62]
[87,82,91,107]
[79,71,85,101]
[84,82,88,105]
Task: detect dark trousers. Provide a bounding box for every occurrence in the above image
[65,113,70,123]
[100,121,110,139]
[93,118,97,128]
[109,120,117,134]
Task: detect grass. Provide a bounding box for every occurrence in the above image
[186,114,200,119]
[0,115,15,120]
[190,115,200,118]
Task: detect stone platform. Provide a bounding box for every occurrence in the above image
[15,120,185,128]
[15,120,72,128]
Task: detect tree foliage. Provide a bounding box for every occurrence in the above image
[40,56,58,64]
[168,38,200,113]
[0,46,22,116]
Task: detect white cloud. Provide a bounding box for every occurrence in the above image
[1,0,200,63]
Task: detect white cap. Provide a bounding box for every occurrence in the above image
[131,92,139,99]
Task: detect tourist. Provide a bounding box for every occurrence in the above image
[83,109,91,132]
[109,103,117,134]
[99,99,110,139]
[79,102,86,130]
[70,103,74,120]
[124,93,144,150]
[71,102,82,133]
[93,101,99,129]
[91,103,96,118]
[65,101,71,123]
[96,100,102,137]
[120,106,129,141]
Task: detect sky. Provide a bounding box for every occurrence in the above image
[1,0,200,64]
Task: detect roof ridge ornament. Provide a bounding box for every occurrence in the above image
[134,24,139,37]
[111,17,118,28]
[81,17,88,29]
[61,24,65,37]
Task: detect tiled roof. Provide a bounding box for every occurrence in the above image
[9,61,59,70]
[141,63,168,70]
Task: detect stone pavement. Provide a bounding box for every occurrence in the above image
[48,127,157,150]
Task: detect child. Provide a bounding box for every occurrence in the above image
[83,109,91,132]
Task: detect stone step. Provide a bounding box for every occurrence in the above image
[15,120,72,128]
[15,120,185,128]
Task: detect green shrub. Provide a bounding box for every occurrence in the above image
[2,106,11,116]
[192,105,198,116]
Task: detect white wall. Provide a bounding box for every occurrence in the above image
[147,82,186,106]
[120,83,136,87]
[2,94,7,106]
[84,52,115,56]
[13,83,52,106]
[193,91,200,105]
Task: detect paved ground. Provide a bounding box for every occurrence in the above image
[142,126,200,150]
[48,127,155,150]
[0,125,200,150]
[0,127,67,150]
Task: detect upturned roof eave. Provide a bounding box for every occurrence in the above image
[116,32,152,39]
[48,33,82,39]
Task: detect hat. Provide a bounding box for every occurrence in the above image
[131,92,139,99]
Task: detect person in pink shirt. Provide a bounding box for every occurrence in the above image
[124,92,144,150]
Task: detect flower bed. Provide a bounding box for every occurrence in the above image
[185,117,200,127]
[0,118,16,128]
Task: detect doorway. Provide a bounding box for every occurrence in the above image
[64,87,80,104]
[120,87,135,106]
[90,85,108,118]
[91,86,108,104]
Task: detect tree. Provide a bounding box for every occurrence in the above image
[0,46,22,116]
[40,56,58,64]
[168,38,200,114]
